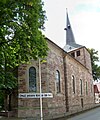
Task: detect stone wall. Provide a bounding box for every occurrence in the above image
[69,47,92,73]
[17,40,94,118]
[17,41,66,118]
[18,62,48,118]
[65,53,94,112]
[46,41,66,115]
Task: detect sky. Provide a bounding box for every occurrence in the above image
[42,0,100,65]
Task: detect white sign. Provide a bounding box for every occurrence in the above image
[19,93,53,98]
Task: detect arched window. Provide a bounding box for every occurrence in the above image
[90,79,93,93]
[55,70,60,93]
[29,67,36,92]
[86,81,88,95]
[72,75,75,94]
[80,79,83,95]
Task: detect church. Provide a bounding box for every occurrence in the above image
[12,13,95,119]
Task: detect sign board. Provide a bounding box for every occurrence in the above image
[19,93,53,98]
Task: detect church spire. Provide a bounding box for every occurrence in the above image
[65,10,76,45]
[64,9,82,52]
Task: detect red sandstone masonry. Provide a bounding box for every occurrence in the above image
[16,41,94,118]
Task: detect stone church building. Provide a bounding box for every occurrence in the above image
[13,14,95,118]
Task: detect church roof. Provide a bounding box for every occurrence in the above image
[64,12,83,52]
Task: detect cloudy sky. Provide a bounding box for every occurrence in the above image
[42,0,100,64]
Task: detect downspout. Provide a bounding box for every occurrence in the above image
[63,52,69,112]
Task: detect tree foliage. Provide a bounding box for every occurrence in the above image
[0,0,48,60]
[0,0,48,111]
[88,48,100,81]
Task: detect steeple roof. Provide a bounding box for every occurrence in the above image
[64,11,83,52]
[66,13,76,45]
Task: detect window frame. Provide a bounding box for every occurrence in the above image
[86,81,88,95]
[76,50,80,56]
[71,52,75,57]
[29,66,37,92]
[72,75,75,94]
[55,70,61,93]
[80,79,83,95]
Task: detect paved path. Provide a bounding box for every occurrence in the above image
[66,107,100,120]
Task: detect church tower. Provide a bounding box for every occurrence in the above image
[64,12,92,73]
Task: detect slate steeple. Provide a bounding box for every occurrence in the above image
[64,10,82,52]
[66,12,76,45]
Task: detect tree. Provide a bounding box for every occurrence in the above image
[0,0,48,111]
[88,48,100,81]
